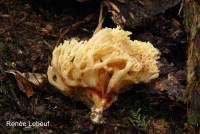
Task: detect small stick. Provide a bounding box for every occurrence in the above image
[94,0,105,34]
[56,13,95,45]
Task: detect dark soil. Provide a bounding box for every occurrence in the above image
[0,0,198,133]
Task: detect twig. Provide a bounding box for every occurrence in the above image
[0,14,10,18]
[94,0,105,34]
[136,0,144,6]
[128,117,136,127]
[56,13,95,45]
[22,26,58,38]
[43,40,54,50]
[0,13,28,35]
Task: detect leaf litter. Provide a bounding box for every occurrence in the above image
[0,0,195,133]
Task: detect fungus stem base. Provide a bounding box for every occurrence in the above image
[90,106,105,124]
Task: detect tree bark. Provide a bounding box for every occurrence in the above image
[183,0,200,125]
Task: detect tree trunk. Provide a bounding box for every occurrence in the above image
[183,0,200,125]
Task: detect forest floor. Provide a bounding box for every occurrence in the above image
[0,0,199,133]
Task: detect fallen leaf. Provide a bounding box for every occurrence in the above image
[7,70,34,97]
[22,72,47,86]
[6,70,47,97]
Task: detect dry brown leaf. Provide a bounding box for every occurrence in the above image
[7,70,47,97]
[22,72,47,86]
[8,70,46,86]
[7,70,34,97]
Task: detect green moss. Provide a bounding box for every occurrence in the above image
[188,111,200,126]
[131,108,147,132]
